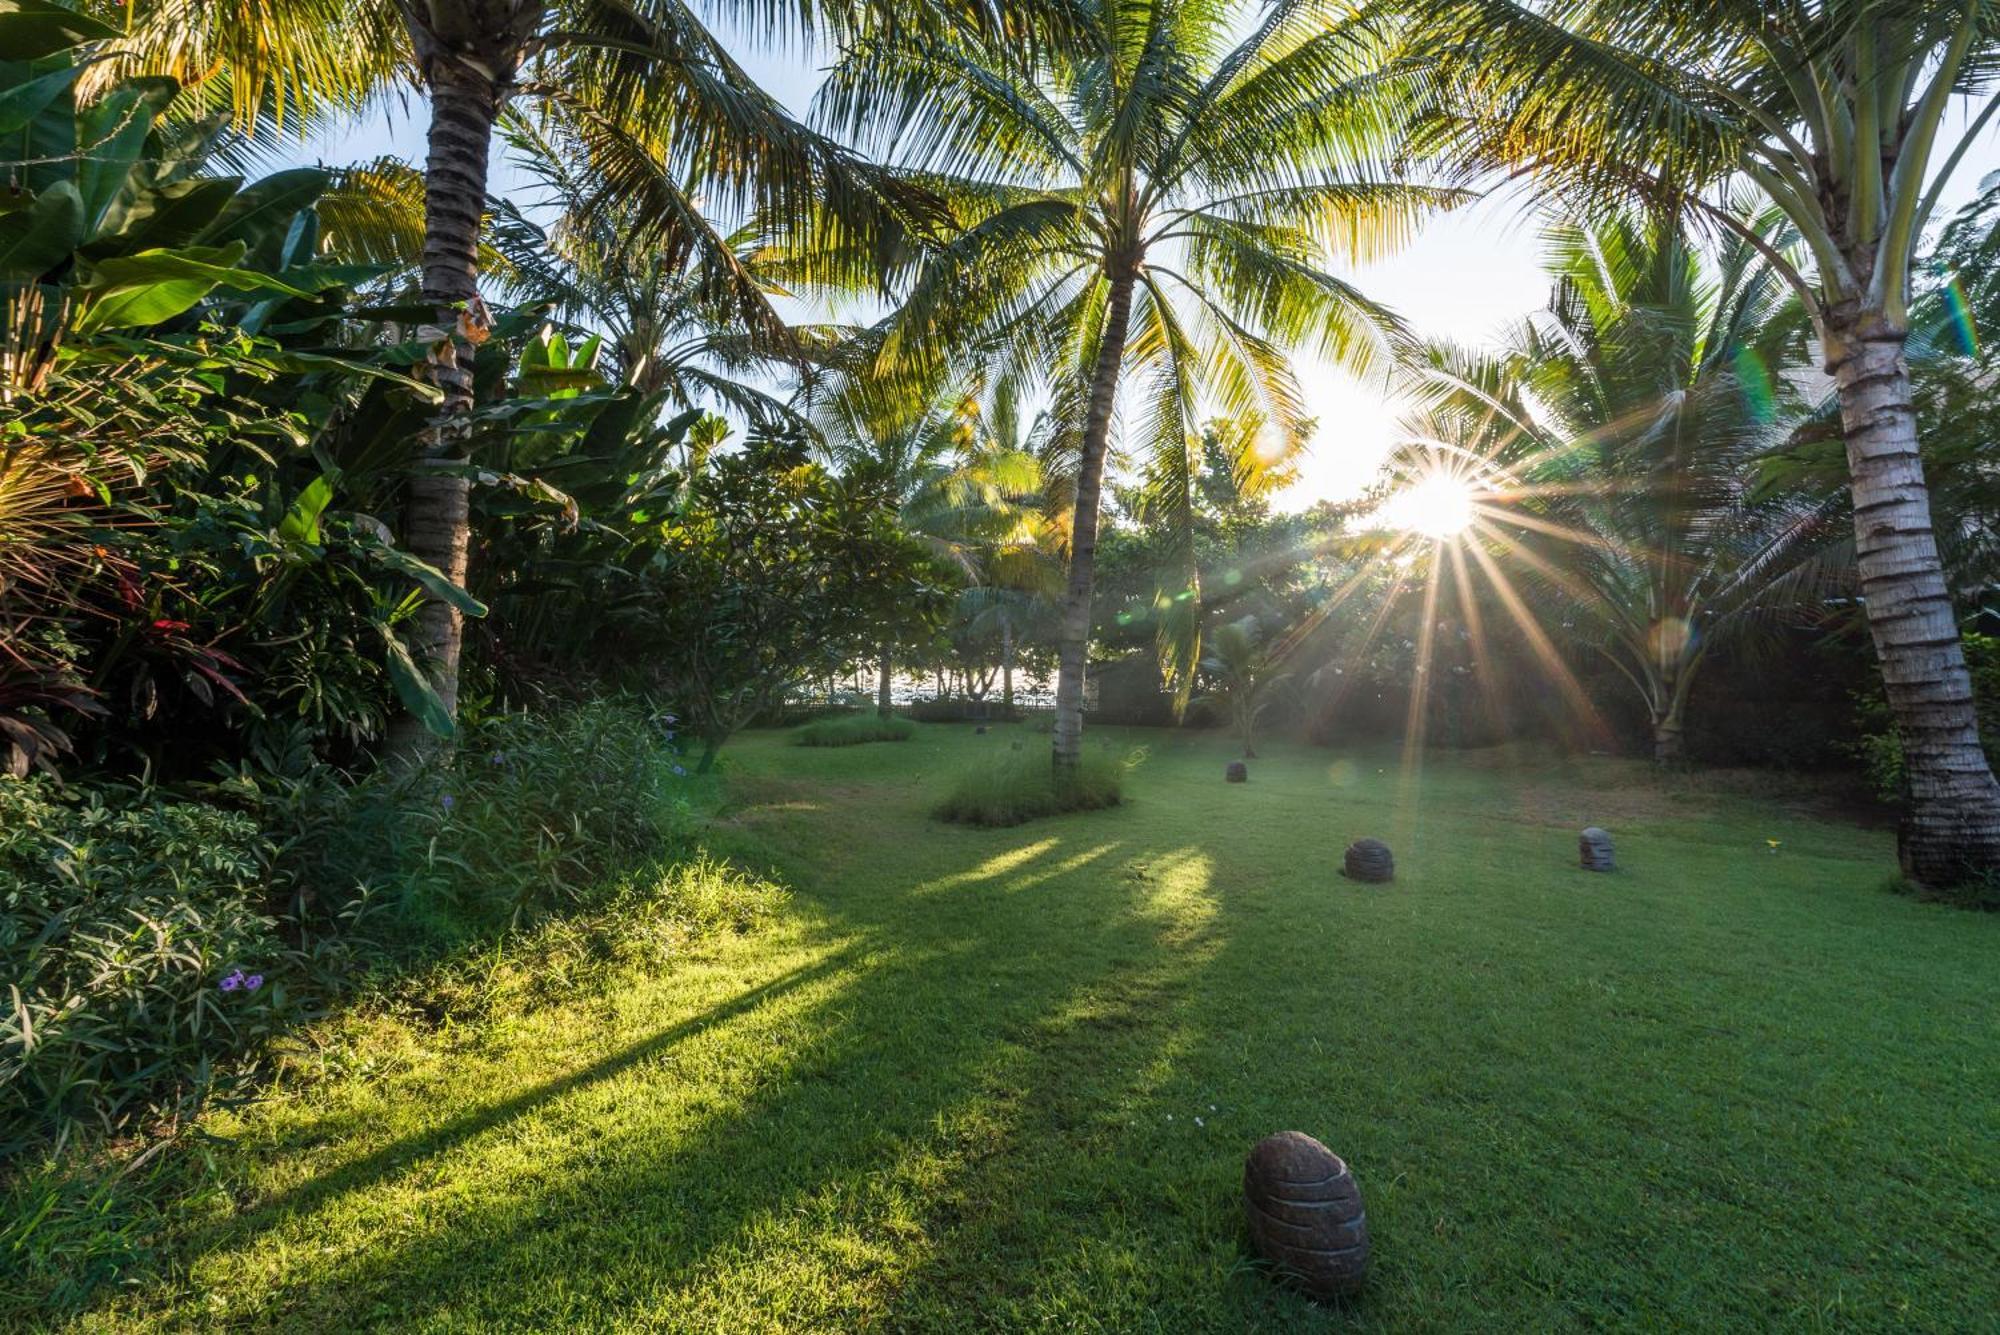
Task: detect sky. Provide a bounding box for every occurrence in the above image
[294,40,2000,511]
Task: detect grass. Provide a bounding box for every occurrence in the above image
[791,713,916,747]
[934,741,1127,825]
[60,724,2000,1331]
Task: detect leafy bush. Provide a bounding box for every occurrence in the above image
[0,780,292,1144]
[217,697,694,952]
[792,714,917,747]
[1852,632,2000,800]
[935,747,1131,826]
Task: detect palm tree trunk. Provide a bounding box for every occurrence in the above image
[1828,307,2000,884]
[1052,261,1139,777]
[877,642,892,716]
[1001,614,1014,714]
[387,44,507,760]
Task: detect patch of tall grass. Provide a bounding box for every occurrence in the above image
[935,746,1132,826]
[793,713,916,747]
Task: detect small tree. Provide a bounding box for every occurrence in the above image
[1198,618,1292,759]
[643,438,942,770]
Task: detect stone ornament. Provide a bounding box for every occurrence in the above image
[1243,1131,1371,1298]
[1226,761,1248,783]
[1343,837,1394,883]
[1579,826,1614,871]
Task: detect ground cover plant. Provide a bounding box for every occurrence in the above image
[791,713,917,747]
[46,726,1998,1331]
[934,738,1129,826]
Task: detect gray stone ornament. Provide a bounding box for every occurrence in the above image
[1579,826,1615,871]
[1226,761,1249,783]
[1243,1131,1371,1298]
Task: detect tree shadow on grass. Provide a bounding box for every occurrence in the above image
[146,823,1242,1330]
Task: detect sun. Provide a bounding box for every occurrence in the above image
[1377,471,1477,539]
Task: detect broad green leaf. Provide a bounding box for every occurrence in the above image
[277,473,336,545]
[74,77,178,233]
[193,168,329,256]
[378,625,456,740]
[360,537,488,617]
[91,177,240,254]
[0,62,80,136]
[74,243,317,332]
[0,0,119,59]
[0,179,82,278]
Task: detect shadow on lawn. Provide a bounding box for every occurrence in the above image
[169,815,1240,1329]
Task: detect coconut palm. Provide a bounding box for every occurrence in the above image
[816,0,1450,778]
[99,0,947,756]
[1397,0,2000,883]
[1409,209,1843,763]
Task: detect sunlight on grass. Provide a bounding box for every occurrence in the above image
[83,729,2000,1332]
[919,837,1060,894]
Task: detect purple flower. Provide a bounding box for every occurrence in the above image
[219,970,244,992]
[671,764,687,777]
[489,752,507,766]
[245,974,264,991]
[440,793,455,812]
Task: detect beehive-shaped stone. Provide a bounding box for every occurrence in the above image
[1343,837,1394,883]
[1225,761,1249,783]
[1243,1131,1370,1298]
[1579,826,1614,871]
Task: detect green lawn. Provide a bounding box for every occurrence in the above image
[86,726,2000,1331]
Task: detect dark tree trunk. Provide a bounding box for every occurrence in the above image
[1052,259,1139,777]
[1827,304,2000,884]
[877,642,892,715]
[388,12,528,760]
[1651,715,1684,765]
[1001,614,1014,712]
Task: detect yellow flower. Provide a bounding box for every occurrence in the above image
[1766,839,1782,853]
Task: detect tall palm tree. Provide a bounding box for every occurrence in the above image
[1399,0,2000,883]
[817,0,1449,778]
[99,0,939,755]
[1409,210,1842,763]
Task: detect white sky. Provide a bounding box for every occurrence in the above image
[294,41,2000,510]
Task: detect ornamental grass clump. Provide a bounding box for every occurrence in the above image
[935,747,1131,827]
[792,714,917,747]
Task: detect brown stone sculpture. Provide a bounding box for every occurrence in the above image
[1579,826,1614,871]
[1342,837,1394,883]
[1243,1131,1370,1298]
[1226,761,1248,783]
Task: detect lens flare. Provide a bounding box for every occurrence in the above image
[1377,473,1477,539]
[1944,273,1980,356]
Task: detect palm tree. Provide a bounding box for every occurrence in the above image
[1198,616,1292,758]
[817,0,1448,779]
[1399,0,2000,884]
[1409,210,1843,763]
[815,374,1050,714]
[101,0,935,756]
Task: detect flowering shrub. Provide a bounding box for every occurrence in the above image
[0,780,291,1142]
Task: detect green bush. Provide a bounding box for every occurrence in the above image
[1852,632,2000,800]
[215,698,693,951]
[0,780,293,1143]
[935,747,1131,826]
[792,714,917,747]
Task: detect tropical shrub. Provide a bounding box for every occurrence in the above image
[0,779,292,1144]
[793,714,916,746]
[935,747,1131,827]
[1854,634,2000,803]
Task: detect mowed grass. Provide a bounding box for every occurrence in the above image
[80,725,2000,1331]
